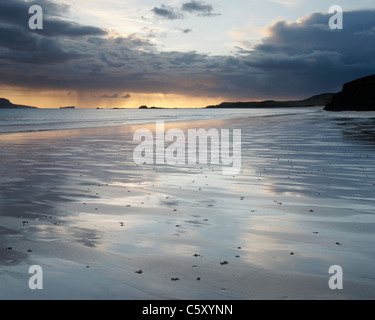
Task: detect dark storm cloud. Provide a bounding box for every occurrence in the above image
[236,10,375,98]
[41,20,106,37]
[0,0,105,37]
[0,0,106,65]
[1,3,375,101]
[0,0,68,25]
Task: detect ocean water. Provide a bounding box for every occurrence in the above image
[0,107,323,134]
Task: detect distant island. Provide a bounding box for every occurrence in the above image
[324,74,375,111]
[60,106,76,109]
[0,98,37,109]
[139,106,164,109]
[206,93,334,109]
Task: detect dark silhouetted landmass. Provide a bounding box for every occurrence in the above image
[324,74,375,111]
[0,98,37,109]
[206,93,334,109]
[139,105,164,109]
[60,106,76,109]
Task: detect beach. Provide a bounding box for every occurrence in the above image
[1,108,375,300]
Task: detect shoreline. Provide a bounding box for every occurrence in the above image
[0,107,325,135]
[1,113,375,299]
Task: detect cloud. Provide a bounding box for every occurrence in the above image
[181,1,212,14]
[1,3,375,103]
[176,28,193,34]
[0,0,106,65]
[100,94,119,99]
[0,0,105,37]
[151,1,220,20]
[151,5,184,20]
[213,10,375,98]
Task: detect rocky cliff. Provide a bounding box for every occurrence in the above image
[0,98,37,109]
[324,75,375,111]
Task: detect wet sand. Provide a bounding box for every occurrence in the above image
[1,111,375,299]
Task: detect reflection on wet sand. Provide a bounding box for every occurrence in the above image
[338,117,375,148]
[1,112,375,299]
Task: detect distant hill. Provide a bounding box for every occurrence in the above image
[0,98,37,109]
[206,93,334,109]
[324,74,375,111]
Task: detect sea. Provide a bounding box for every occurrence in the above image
[0,107,325,134]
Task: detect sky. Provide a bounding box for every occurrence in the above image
[1,0,375,108]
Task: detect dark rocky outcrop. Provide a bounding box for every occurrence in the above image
[0,98,37,109]
[324,75,375,111]
[206,93,334,109]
